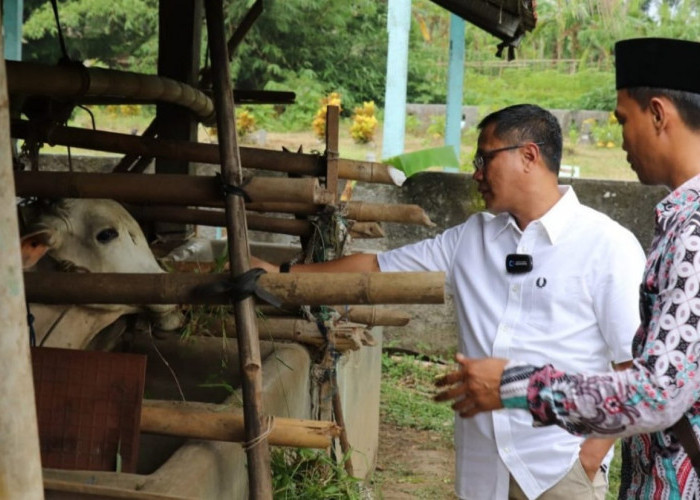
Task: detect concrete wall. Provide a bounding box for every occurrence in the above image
[352,172,667,357]
[407,104,610,142]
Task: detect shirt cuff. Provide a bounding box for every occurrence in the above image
[500,360,538,410]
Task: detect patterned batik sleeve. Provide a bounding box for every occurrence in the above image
[500,220,700,438]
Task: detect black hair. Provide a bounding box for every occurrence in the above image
[477,104,563,175]
[625,87,700,130]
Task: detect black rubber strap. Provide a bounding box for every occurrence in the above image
[216,173,251,202]
[197,268,281,308]
[27,306,36,347]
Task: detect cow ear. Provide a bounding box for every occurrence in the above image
[20,230,53,269]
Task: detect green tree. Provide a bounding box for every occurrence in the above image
[226,0,388,110]
[22,0,158,72]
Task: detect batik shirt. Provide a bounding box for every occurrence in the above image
[501,175,700,498]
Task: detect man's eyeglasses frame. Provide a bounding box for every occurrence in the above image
[472,142,545,173]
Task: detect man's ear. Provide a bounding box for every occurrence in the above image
[20,230,53,269]
[521,142,539,171]
[649,97,667,130]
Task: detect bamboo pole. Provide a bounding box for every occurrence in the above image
[6,61,216,123]
[255,305,412,327]
[11,120,398,184]
[23,272,446,306]
[245,201,434,227]
[204,0,271,496]
[338,159,395,184]
[245,201,434,226]
[15,171,333,206]
[245,202,320,215]
[127,205,313,237]
[202,316,372,352]
[345,201,435,226]
[140,400,340,449]
[332,388,354,476]
[325,105,340,200]
[348,221,385,239]
[12,119,324,176]
[0,27,44,499]
[330,305,411,326]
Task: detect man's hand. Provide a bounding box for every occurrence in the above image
[434,353,508,417]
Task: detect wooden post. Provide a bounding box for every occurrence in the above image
[325,105,340,201]
[204,0,272,498]
[0,23,44,498]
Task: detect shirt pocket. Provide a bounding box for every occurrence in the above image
[524,275,589,331]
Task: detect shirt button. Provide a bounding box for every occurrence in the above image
[511,284,520,293]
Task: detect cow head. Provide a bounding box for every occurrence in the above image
[21,198,183,332]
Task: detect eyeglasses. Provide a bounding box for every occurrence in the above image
[472,142,545,172]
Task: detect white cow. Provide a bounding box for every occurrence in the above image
[20,198,183,349]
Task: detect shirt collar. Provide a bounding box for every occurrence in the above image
[654,173,700,225]
[488,186,579,245]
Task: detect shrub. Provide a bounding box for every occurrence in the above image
[350,101,378,144]
[312,92,343,140]
[591,113,621,148]
[236,109,256,137]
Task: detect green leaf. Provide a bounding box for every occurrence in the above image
[383,146,460,177]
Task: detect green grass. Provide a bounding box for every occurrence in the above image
[607,444,622,500]
[271,448,362,500]
[381,353,623,498]
[380,354,454,442]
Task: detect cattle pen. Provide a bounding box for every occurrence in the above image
[0,1,446,499]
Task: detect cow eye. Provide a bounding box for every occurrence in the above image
[96,228,119,244]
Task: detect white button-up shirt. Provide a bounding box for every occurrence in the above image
[378,186,646,499]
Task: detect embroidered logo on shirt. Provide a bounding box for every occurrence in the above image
[536,277,547,288]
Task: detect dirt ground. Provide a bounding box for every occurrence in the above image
[373,422,457,500]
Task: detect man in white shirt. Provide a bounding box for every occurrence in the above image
[254,104,645,499]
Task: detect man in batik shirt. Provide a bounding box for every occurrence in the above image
[435,37,700,497]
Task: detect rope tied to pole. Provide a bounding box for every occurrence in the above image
[195,268,282,308]
[242,415,275,451]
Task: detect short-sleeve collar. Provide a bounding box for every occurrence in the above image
[654,174,700,228]
[488,186,579,244]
